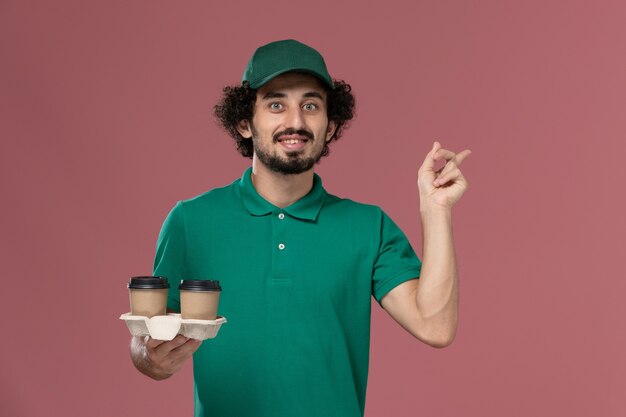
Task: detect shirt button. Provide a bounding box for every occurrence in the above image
[278,243,285,250]
[278,213,285,220]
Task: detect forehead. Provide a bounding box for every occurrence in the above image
[256,72,328,98]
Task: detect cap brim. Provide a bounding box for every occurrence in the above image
[248,67,334,90]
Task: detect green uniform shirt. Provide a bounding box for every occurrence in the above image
[153,167,422,417]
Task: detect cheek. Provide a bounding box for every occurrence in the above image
[310,116,329,132]
[253,113,281,132]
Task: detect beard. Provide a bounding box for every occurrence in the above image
[251,124,327,175]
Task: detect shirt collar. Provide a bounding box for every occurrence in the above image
[238,166,326,221]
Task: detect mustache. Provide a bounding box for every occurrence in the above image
[273,128,314,142]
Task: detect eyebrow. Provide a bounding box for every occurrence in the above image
[304,91,324,100]
[261,91,325,100]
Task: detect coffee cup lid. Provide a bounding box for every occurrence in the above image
[128,276,170,289]
[179,279,221,291]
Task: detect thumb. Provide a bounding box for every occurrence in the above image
[430,141,441,158]
[420,141,441,173]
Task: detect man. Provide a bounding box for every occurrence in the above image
[130,39,471,417]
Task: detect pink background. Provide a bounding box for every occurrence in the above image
[1,1,624,416]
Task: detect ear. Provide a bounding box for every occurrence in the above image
[325,120,337,143]
[236,120,253,139]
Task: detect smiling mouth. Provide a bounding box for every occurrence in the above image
[276,137,309,151]
[278,138,309,144]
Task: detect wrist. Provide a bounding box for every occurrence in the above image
[419,203,452,217]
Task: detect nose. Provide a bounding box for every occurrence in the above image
[285,105,306,130]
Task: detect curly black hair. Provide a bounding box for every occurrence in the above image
[213,78,356,158]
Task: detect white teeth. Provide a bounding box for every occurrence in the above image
[283,139,303,144]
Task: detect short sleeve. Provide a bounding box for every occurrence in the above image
[153,201,187,312]
[371,209,422,306]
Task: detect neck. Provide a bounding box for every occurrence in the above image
[250,157,315,209]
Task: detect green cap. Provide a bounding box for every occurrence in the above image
[242,39,334,90]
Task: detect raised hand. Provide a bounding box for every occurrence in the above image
[418,141,472,211]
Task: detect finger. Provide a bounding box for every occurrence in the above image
[434,169,464,187]
[433,148,456,163]
[455,149,472,165]
[152,335,190,357]
[433,160,457,184]
[169,339,203,360]
[145,336,166,350]
[419,141,441,173]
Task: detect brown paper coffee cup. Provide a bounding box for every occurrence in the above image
[128,276,170,317]
[179,279,221,320]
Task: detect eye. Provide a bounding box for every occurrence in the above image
[303,103,317,111]
[269,102,283,110]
